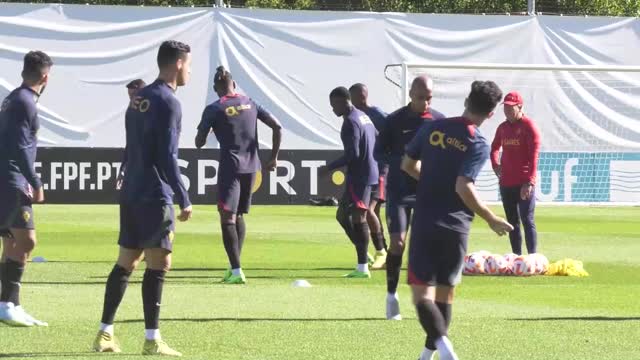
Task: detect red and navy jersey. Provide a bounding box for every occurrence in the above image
[120,79,191,209]
[406,117,490,234]
[198,94,271,175]
[375,105,445,196]
[0,85,42,192]
[490,115,541,186]
[327,107,379,186]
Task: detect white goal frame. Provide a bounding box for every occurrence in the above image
[393,62,640,206]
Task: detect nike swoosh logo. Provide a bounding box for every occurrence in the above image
[156,303,162,307]
[402,129,414,134]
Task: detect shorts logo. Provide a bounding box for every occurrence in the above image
[22,211,31,223]
[168,231,175,243]
[430,130,468,152]
[359,115,372,125]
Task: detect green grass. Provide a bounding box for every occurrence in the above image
[1,205,639,359]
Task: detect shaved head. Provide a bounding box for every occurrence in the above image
[349,83,368,110]
[409,75,434,113]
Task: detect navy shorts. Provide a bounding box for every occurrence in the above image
[218,172,256,214]
[118,202,175,251]
[0,188,35,238]
[385,192,415,234]
[371,174,387,203]
[408,223,468,287]
[339,182,372,211]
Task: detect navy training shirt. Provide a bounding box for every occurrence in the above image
[197,94,271,175]
[120,79,191,209]
[375,105,445,196]
[362,105,389,177]
[406,117,490,234]
[327,106,378,186]
[0,85,42,192]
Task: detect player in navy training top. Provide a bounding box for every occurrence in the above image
[401,81,512,360]
[94,41,192,357]
[375,76,445,320]
[0,51,52,327]
[196,66,282,285]
[349,83,388,269]
[320,87,378,278]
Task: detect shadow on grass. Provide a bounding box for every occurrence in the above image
[509,316,640,321]
[119,317,385,324]
[0,352,111,358]
[170,267,355,272]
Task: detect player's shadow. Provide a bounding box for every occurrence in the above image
[0,351,111,358]
[119,317,385,324]
[23,281,141,286]
[509,316,640,321]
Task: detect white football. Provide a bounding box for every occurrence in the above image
[484,255,503,275]
[467,253,485,274]
[512,255,534,276]
[532,253,549,274]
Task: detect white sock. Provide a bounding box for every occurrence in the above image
[231,268,242,276]
[435,336,458,360]
[387,292,398,301]
[0,302,12,309]
[420,347,436,360]
[145,329,161,341]
[100,323,114,335]
[357,263,368,272]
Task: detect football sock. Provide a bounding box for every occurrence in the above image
[352,222,370,265]
[386,252,402,294]
[236,216,246,255]
[0,259,24,306]
[101,264,132,325]
[221,223,241,269]
[142,269,165,330]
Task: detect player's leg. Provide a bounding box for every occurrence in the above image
[374,201,387,249]
[94,246,143,353]
[409,226,462,360]
[236,173,255,257]
[367,198,387,270]
[385,199,411,320]
[345,183,372,278]
[0,234,14,294]
[0,227,36,327]
[336,189,354,241]
[518,192,538,254]
[133,203,180,356]
[218,175,245,284]
[141,248,180,356]
[500,186,522,255]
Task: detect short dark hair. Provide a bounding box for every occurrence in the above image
[22,51,53,83]
[466,80,503,116]
[213,65,232,87]
[126,79,146,90]
[330,86,350,100]
[348,83,366,93]
[157,40,191,68]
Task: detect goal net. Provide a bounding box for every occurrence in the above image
[384,62,640,204]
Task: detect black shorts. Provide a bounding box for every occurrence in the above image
[118,202,175,251]
[407,223,468,287]
[0,188,35,238]
[218,172,256,214]
[385,192,415,234]
[371,174,387,203]
[339,182,372,211]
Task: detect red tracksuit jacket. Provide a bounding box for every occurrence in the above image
[490,115,541,187]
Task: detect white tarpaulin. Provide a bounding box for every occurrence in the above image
[2,3,640,151]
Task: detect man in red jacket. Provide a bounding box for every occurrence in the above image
[490,91,541,255]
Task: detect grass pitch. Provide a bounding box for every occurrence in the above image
[1,205,639,359]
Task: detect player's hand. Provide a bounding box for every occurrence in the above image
[32,186,45,203]
[520,183,534,200]
[488,216,513,236]
[265,158,278,172]
[178,205,193,222]
[493,165,501,178]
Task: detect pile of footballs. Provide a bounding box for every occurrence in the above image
[463,251,549,276]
